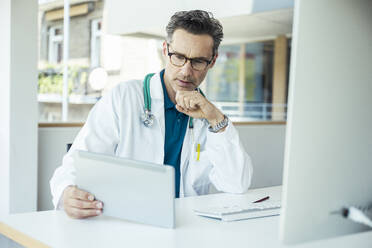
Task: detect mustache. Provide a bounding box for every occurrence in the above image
[176,76,195,84]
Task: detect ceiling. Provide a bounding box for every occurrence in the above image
[221,8,293,43]
[126,8,293,44]
[39,1,293,43]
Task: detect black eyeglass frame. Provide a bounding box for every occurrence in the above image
[166,43,214,71]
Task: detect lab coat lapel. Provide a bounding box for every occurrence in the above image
[149,73,165,140]
[179,118,191,197]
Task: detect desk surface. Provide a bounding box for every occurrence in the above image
[0,186,371,248]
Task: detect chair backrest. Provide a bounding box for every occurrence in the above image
[66,143,72,152]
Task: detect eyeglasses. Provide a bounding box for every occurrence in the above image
[167,43,213,71]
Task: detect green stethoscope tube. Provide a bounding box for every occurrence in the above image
[143,73,154,113]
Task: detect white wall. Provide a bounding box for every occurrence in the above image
[38,124,285,210]
[0,0,11,219]
[0,0,38,216]
[38,127,81,211]
[237,124,285,189]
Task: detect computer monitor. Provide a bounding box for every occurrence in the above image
[279,0,372,244]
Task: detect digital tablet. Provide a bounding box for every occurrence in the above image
[74,150,175,228]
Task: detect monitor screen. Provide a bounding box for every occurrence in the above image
[279,0,372,244]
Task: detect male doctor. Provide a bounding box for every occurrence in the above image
[50,10,253,219]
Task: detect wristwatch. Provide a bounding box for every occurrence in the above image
[208,115,229,133]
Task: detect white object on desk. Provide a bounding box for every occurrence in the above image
[74,150,175,228]
[194,200,281,221]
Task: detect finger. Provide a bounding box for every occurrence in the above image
[175,91,189,109]
[189,98,198,110]
[175,90,182,105]
[192,92,206,107]
[176,104,188,115]
[186,91,200,110]
[177,95,187,110]
[184,96,191,110]
[70,187,95,201]
[68,207,102,219]
[68,199,103,209]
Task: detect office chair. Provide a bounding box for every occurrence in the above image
[66,143,72,152]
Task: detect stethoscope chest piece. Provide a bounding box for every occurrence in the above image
[142,109,155,127]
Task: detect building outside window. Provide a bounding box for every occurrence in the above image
[90,19,102,68]
[48,26,63,64]
[38,0,164,123]
[205,40,288,121]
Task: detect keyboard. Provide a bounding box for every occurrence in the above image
[193,201,281,221]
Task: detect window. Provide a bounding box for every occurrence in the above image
[90,19,102,68]
[48,26,63,64]
[205,40,288,121]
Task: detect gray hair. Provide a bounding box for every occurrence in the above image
[166,10,224,56]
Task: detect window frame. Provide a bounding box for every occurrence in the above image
[90,19,102,68]
[48,25,63,64]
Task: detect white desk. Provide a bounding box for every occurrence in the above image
[0,186,371,248]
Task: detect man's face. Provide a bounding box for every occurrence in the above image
[162,29,217,93]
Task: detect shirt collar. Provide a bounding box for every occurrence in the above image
[160,69,175,110]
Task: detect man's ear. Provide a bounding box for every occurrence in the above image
[162,41,168,57]
[209,53,218,68]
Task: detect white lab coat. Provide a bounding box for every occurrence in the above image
[50,71,253,208]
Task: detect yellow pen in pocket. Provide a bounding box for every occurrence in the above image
[196,143,201,161]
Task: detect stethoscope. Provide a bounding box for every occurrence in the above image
[141,73,204,160]
[142,73,206,129]
[141,73,156,128]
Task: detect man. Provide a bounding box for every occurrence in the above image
[50,10,253,219]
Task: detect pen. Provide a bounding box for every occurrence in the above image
[253,196,270,203]
[196,143,201,161]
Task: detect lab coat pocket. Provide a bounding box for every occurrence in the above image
[189,150,212,194]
